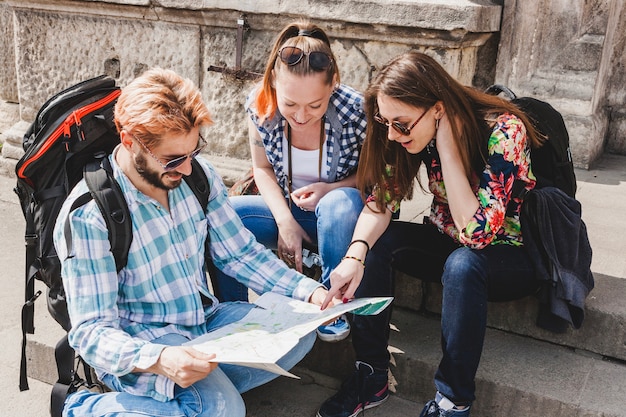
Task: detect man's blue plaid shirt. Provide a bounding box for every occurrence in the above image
[53,153,321,401]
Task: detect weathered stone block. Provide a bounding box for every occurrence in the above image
[0,3,18,103]
[1,120,30,146]
[2,140,24,161]
[158,0,502,33]
[13,8,200,121]
[0,101,20,137]
[565,112,608,169]
[495,0,621,168]
[606,113,626,156]
[394,271,425,311]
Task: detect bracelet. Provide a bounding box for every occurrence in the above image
[348,239,370,253]
[342,255,365,266]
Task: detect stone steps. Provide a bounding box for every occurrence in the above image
[302,307,626,417]
[24,264,626,416]
[25,292,626,417]
[393,272,626,362]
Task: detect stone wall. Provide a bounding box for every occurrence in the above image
[495,0,626,168]
[1,0,624,171]
[0,2,17,103]
[0,0,501,172]
[603,1,626,156]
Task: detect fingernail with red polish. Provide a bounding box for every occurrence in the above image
[342,298,349,303]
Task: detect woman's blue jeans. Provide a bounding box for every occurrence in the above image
[351,221,538,406]
[215,187,363,301]
[63,302,316,417]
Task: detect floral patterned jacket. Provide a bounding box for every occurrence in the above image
[368,113,536,249]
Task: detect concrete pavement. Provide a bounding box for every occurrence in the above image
[1,151,625,416]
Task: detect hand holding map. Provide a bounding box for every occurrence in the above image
[185,292,393,378]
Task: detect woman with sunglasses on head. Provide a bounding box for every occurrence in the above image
[317,51,542,417]
[215,20,366,342]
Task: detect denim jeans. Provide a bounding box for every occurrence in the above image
[215,187,363,301]
[63,302,316,417]
[351,221,538,406]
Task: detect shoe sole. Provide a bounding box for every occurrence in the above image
[315,393,389,417]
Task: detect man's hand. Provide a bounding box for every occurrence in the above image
[140,346,218,388]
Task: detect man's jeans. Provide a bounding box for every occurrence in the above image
[215,187,363,301]
[351,221,538,406]
[63,301,316,417]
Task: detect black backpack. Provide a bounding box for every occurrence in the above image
[485,84,577,199]
[486,85,593,333]
[14,75,213,416]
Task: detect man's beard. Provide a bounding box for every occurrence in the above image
[134,152,182,190]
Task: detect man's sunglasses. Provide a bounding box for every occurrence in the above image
[134,134,207,171]
[278,46,333,71]
[374,107,431,136]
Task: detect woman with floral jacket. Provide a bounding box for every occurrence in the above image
[317,51,542,417]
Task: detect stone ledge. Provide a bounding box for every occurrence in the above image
[0,155,17,178]
[1,120,31,146]
[149,0,501,33]
[203,154,250,187]
[394,272,626,362]
[14,0,502,34]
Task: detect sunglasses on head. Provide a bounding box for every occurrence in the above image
[278,46,333,71]
[134,134,207,171]
[374,107,431,136]
[288,26,331,46]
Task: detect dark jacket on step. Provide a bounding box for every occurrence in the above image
[521,186,594,333]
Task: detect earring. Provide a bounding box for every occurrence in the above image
[435,117,440,132]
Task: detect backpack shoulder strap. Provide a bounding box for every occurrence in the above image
[83,157,132,272]
[183,159,222,298]
[69,158,208,273]
[67,157,212,285]
[184,158,210,213]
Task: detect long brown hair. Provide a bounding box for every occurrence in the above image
[254,20,340,123]
[358,51,542,211]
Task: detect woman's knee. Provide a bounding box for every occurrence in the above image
[441,247,486,287]
[230,195,274,222]
[316,188,363,220]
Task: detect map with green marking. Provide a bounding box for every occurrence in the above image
[185,292,393,377]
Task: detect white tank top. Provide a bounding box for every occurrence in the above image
[282,137,329,190]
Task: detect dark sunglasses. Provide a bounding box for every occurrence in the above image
[374,107,431,136]
[278,46,333,71]
[134,134,207,171]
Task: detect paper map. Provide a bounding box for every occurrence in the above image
[184,292,393,378]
